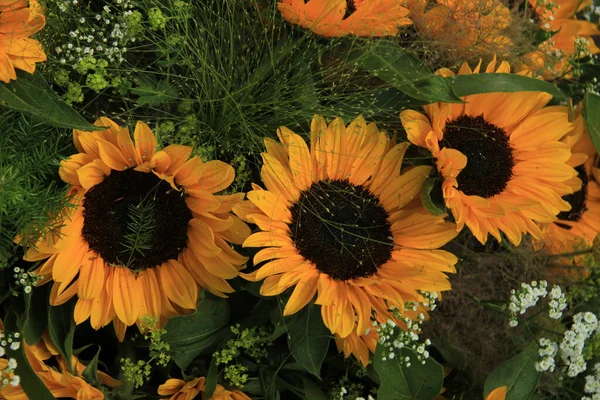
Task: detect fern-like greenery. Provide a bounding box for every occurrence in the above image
[120,195,157,270]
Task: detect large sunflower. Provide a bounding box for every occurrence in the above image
[400,57,579,246]
[536,110,600,266]
[233,115,458,340]
[277,0,412,37]
[0,0,46,83]
[158,377,251,400]
[21,117,250,340]
[520,0,600,77]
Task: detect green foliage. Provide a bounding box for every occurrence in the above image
[82,346,102,386]
[483,342,540,400]
[421,177,446,216]
[373,346,444,400]
[121,197,157,270]
[22,285,50,346]
[121,358,152,389]
[48,300,76,373]
[287,302,331,379]
[139,316,171,367]
[583,92,600,156]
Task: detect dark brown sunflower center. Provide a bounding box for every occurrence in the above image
[556,165,589,229]
[289,179,393,281]
[441,115,515,198]
[344,0,357,17]
[82,168,193,271]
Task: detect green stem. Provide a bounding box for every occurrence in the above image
[548,248,593,259]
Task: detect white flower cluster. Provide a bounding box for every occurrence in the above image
[54,0,138,66]
[560,312,598,377]
[0,330,20,388]
[337,387,375,400]
[583,363,600,400]
[535,337,559,373]
[420,291,439,312]
[375,310,431,366]
[548,285,568,320]
[13,267,42,294]
[508,280,549,327]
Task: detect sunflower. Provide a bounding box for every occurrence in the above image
[21,117,250,340]
[536,109,600,266]
[400,57,579,246]
[158,377,251,400]
[277,0,412,37]
[0,0,46,83]
[519,0,600,77]
[417,0,513,60]
[0,329,120,399]
[233,115,458,341]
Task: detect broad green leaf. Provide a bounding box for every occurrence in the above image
[374,347,443,400]
[203,357,218,399]
[48,300,75,373]
[421,177,446,216]
[163,296,230,370]
[82,346,101,386]
[483,342,540,400]
[302,377,327,400]
[357,41,462,104]
[4,312,56,400]
[287,302,330,379]
[131,75,180,106]
[583,92,600,156]
[448,73,568,102]
[0,71,98,130]
[22,285,49,346]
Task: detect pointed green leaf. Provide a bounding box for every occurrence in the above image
[421,177,446,216]
[357,41,462,104]
[483,342,540,400]
[82,346,101,386]
[448,73,568,102]
[22,285,49,346]
[0,71,98,130]
[47,300,75,373]
[163,296,230,370]
[287,303,330,379]
[583,92,600,156]
[374,347,443,400]
[204,357,218,399]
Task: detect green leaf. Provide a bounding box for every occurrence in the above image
[357,41,462,103]
[448,73,568,103]
[374,347,443,400]
[483,342,540,400]
[131,75,180,106]
[163,296,230,370]
[421,177,446,216]
[286,302,330,379]
[4,312,56,400]
[0,71,98,130]
[302,377,327,400]
[47,300,75,373]
[22,285,49,346]
[583,92,600,156]
[82,346,101,386]
[204,357,218,399]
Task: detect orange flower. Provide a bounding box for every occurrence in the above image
[486,386,507,400]
[277,0,412,37]
[21,117,250,340]
[0,0,46,83]
[158,377,251,400]
[400,57,578,246]
[417,0,512,59]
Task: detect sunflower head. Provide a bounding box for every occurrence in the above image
[234,114,458,351]
[22,117,250,340]
[0,0,46,82]
[400,57,579,246]
[158,377,251,400]
[277,0,412,37]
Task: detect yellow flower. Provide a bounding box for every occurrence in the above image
[21,117,250,340]
[234,115,458,341]
[278,0,412,37]
[400,57,578,246]
[0,0,47,83]
[158,377,251,400]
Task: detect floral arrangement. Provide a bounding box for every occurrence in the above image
[0,0,599,399]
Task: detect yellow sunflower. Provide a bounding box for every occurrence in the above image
[158,377,251,400]
[536,109,600,266]
[417,0,513,60]
[21,117,250,341]
[400,57,579,246]
[233,115,458,341]
[0,0,46,83]
[520,0,600,77]
[0,329,120,399]
[277,0,412,37]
